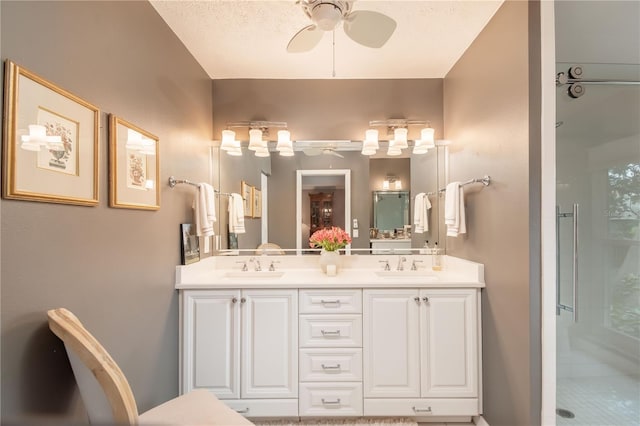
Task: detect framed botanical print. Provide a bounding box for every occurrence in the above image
[108,115,160,210]
[241,180,253,217]
[252,187,262,218]
[2,60,99,205]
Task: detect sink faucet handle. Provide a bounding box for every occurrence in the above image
[269,261,280,271]
[411,260,423,271]
[379,260,390,271]
[236,261,248,272]
[397,256,407,271]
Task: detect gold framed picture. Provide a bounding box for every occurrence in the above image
[252,187,262,218]
[241,180,253,217]
[108,115,160,210]
[2,60,99,206]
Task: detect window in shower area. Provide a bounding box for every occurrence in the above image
[606,162,640,340]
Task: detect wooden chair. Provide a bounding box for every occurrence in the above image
[47,308,253,425]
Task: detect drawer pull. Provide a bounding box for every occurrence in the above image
[412,406,432,413]
[235,408,250,414]
[321,329,341,336]
[320,299,341,305]
[321,363,341,370]
[321,398,341,405]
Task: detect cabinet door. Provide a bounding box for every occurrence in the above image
[363,289,420,398]
[241,289,298,399]
[182,290,240,399]
[420,289,478,397]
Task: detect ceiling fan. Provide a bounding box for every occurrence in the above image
[287,0,397,53]
[302,146,345,158]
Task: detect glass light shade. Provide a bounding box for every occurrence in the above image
[276,130,293,151]
[421,127,435,148]
[387,141,402,156]
[279,147,294,157]
[19,139,42,151]
[413,145,429,155]
[29,124,47,139]
[382,180,390,190]
[361,146,377,155]
[393,127,408,149]
[255,147,270,157]
[248,129,264,151]
[21,124,62,151]
[365,129,379,148]
[226,143,242,156]
[220,129,237,151]
[395,180,402,190]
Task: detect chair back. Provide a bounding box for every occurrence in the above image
[48,308,139,424]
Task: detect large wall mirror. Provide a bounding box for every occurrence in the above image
[212,142,447,255]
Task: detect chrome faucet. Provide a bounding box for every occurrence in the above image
[411,260,423,271]
[379,260,390,271]
[396,256,407,271]
[236,260,248,272]
[249,257,262,272]
[269,261,280,271]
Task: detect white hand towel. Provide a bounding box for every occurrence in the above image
[228,193,245,234]
[413,192,431,234]
[445,182,466,237]
[193,183,216,237]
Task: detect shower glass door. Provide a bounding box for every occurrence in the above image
[555,62,640,425]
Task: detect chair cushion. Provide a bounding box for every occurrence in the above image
[139,389,253,425]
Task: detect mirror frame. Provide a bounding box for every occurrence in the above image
[296,169,351,254]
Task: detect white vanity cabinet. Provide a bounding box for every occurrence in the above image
[180,289,298,417]
[363,288,481,417]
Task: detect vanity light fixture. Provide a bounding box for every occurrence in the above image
[368,119,435,156]
[20,124,62,152]
[382,175,401,190]
[221,121,289,157]
[276,129,294,156]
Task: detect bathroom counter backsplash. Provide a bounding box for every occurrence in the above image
[175,254,485,289]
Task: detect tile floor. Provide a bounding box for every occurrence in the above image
[557,347,640,426]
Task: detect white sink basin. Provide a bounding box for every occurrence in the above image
[224,271,285,279]
[375,270,437,280]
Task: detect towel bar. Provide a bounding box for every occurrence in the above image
[438,175,491,193]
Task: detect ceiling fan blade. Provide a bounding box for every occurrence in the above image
[303,148,323,156]
[343,10,397,48]
[287,25,323,53]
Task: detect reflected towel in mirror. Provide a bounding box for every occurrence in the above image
[228,193,246,234]
[413,192,431,233]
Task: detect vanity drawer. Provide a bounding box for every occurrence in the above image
[300,383,363,417]
[299,348,362,382]
[299,315,362,348]
[299,289,362,314]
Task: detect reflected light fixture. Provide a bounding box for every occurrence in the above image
[368,119,437,156]
[20,124,62,151]
[382,175,401,190]
[361,129,379,155]
[276,129,294,156]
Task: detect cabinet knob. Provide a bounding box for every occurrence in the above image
[414,296,421,303]
[240,297,246,304]
[232,297,238,304]
[422,297,429,303]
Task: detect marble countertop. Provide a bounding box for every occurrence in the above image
[175,254,485,289]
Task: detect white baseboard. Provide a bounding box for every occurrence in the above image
[473,415,489,426]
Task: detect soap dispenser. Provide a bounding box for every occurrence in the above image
[431,242,442,271]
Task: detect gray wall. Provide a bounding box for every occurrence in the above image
[212,79,443,250]
[443,1,540,425]
[1,1,212,423]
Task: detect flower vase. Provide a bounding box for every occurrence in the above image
[319,249,340,275]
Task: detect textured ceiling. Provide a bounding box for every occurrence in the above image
[149,0,504,79]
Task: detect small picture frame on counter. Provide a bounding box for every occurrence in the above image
[180,223,200,265]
